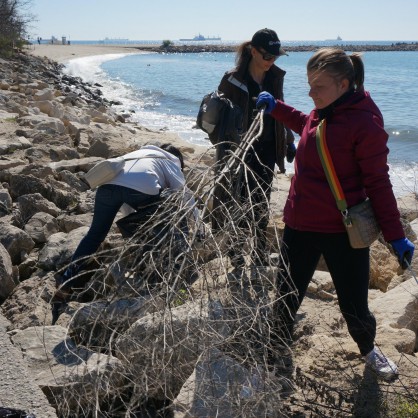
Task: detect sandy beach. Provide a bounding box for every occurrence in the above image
[26,43,146,63]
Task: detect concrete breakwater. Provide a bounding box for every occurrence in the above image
[136,42,418,54]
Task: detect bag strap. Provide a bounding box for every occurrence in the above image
[122,155,169,162]
[315,120,348,213]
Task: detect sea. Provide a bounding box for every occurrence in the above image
[62,40,418,197]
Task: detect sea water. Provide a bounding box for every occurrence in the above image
[63,47,418,197]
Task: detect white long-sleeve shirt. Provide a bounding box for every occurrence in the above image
[107,145,185,195]
[107,145,200,223]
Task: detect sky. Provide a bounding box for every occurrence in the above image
[29,0,418,42]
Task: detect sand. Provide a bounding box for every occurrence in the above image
[26,43,147,63]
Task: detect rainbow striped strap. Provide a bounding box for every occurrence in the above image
[315,120,348,212]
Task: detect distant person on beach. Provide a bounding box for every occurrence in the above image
[256,47,415,380]
[51,144,199,323]
[213,28,295,268]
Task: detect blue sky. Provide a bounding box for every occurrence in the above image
[30,0,418,42]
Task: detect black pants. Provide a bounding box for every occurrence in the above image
[276,225,376,356]
[212,140,276,264]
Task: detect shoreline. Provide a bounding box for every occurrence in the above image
[26,44,144,63]
[27,41,418,63]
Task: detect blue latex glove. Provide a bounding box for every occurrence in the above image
[390,237,415,269]
[256,91,276,114]
[286,143,297,163]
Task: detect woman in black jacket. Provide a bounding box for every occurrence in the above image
[214,28,295,267]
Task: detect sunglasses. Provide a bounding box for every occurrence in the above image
[255,47,279,61]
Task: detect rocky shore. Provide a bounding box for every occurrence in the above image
[0,49,417,417]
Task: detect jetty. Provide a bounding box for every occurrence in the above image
[135,42,418,54]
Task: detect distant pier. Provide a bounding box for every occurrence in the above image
[134,42,418,54]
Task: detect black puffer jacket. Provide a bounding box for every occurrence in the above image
[218,56,294,173]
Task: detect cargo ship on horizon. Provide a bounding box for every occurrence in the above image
[179,33,221,41]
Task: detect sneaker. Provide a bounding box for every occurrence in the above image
[365,347,398,380]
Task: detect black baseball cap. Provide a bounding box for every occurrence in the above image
[251,28,288,56]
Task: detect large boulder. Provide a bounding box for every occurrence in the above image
[11,326,126,417]
[68,296,164,349]
[172,348,283,418]
[116,298,230,399]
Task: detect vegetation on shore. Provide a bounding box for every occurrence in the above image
[0,0,33,56]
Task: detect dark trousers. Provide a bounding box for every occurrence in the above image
[212,140,276,264]
[276,225,376,356]
[62,184,159,288]
[241,141,276,260]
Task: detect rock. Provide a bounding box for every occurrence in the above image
[0,314,57,417]
[0,187,13,213]
[18,193,61,220]
[24,212,60,244]
[369,277,418,340]
[69,295,164,348]
[369,240,400,291]
[0,243,18,300]
[0,222,35,264]
[9,173,78,209]
[56,212,93,232]
[18,114,66,134]
[11,326,126,416]
[116,298,229,398]
[1,273,54,329]
[0,135,32,155]
[37,227,89,270]
[172,348,283,418]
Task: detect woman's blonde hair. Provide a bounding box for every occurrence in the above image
[307,48,365,91]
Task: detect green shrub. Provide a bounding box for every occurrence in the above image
[161,39,173,49]
[394,398,418,418]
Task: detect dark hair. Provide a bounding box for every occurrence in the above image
[235,41,252,68]
[307,47,365,91]
[160,143,185,170]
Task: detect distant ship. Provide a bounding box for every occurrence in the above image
[179,33,221,41]
[325,35,342,42]
[101,37,130,43]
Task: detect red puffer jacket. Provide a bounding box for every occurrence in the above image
[271,90,405,242]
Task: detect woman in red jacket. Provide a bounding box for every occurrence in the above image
[256,47,414,380]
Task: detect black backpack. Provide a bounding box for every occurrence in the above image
[196,90,243,145]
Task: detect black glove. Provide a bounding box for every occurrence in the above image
[286,143,296,163]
